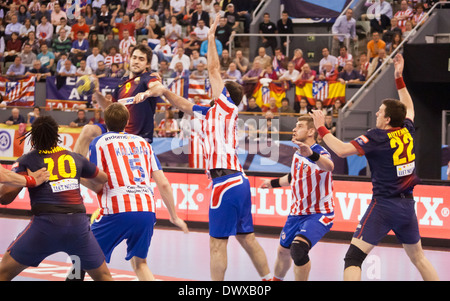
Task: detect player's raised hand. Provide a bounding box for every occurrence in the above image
[291,139,313,157]
[309,109,326,129]
[259,178,272,189]
[133,81,166,104]
[208,13,220,39]
[393,53,404,79]
[170,216,189,234]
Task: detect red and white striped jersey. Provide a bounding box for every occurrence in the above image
[289,144,334,215]
[394,8,413,30]
[88,131,162,215]
[192,87,243,173]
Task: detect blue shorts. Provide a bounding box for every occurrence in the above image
[209,172,254,238]
[353,197,420,245]
[7,213,105,270]
[91,211,156,263]
[280,212,334,248]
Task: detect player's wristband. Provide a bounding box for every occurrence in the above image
[270,178,281,188]
[308,151,321,162]
[317,126,330,138]
[395,77,406,90]
[24,175,36,188]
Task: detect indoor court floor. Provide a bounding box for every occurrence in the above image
[0,216,449,281]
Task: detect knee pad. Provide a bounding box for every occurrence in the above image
[290,240,310,266]
[344,244,367,269]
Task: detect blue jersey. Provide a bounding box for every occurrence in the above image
[350,118,420,199]
[112,72,159,142]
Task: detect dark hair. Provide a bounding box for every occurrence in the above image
[20,116,61,152]
[224,81,243,106]
[130,44,153,64]
[104,103,129,132]
[382,99,406,127]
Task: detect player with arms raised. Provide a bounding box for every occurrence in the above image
[310,54,439,281]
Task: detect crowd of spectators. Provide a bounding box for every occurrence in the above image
[0,0,433,128]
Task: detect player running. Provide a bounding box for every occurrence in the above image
[136,14,272,281]
[260,115,335,281]
[73,44,161,157]
[0,116,112,281]
[309,54,439,281]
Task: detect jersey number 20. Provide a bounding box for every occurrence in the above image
[44,155,77,181]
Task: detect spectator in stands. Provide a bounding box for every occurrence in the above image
[26,60,51,81]
[6,56,26,76]
[367,31,386,61]
[219,48,232,73]
[369,0,393,33]
[110,63,125,78]
[190,62,208,79]
[242,58,263,99]
[319,48,338,73]
[23,31,40,55]
[169,47,191,71]
[4,32,22,66]
[394,0,414,32]
[211,1,225,20]
[97,4,112,35]
[328,99,343,118]
[50,3,66,26]
[147,18,164,44]
[19,43,37,71]
[224,3,240,32]
[102,31,120,57]
[290,48,306,73]
[153,37,172,63]
[317,61,338,82]
[262,98,279,114]
[71,16,90,40]
[69,109,89,127]
[192,19,209,41]
[37,43,55,70]
[28,0,41,20]
[27,106,41,124]
[170,61,190,80]
[313,99,328,115]
[272,48,289,77]
[298,63,316,81]
[76,59,93,76]
[331,8,357,57]
[52,28,72,60]
[5,15,23,39]
[230,50,248,75]
[56,17,72,39]
[104,46,124,69]
[215,16,234,48]
[158,60,172,78]
[324,113,336,136]
[88,33,103,53]
[170,0,186,22]
[58,59,77,76]
[107,0,122,12]
[386,32,403,55]
[246,96,262,113]
[279,97,295,114]
[113,14,136,40]
[260,65,278,81]
[382,16,402,45]
[254,47,272,69]
[412,3,427,27]
[34,5,51,26]
[18,5,31,24]
[71,31,90,59]
[278,61,300,83]
[119,29,137,61]
[191,2,210,28]
[402,20,414,39]
[89,110,104,125]
[157,109,179,138]
[19,19,36,40]
[5,108,25,125]
[259,12,277,55]
[297,98,310,115]
[338,60,365,84]
[357,52,369,79]
[277,10,293,54]
[337,46,353,72]
[165,15,183,46]
[86,46,105,72]
[223,61,242,84]
[200,37,223,58]
[94,60,110,78]
[132,9,147,35]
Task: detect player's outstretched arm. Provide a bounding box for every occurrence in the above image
[393,53,414,121]
[142,81,195,115]
[310,110,359,158]
[152,170,189,233]
[207,14,224,100]
[291,139,334,172]
[0,167,49,205]
[260,173,291,189]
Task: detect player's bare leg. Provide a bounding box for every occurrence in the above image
[403,241,439,281]
[130,256,155,281]
[235,233,271,280]
[273,245,291,280]
[85,261,113,281]
[343,237,375,281]
[73,124,103,157]
[210,237,228,281]
[0,251,28,281]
